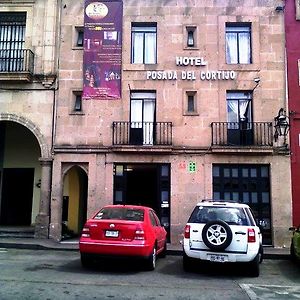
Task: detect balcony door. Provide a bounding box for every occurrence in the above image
[130,92,156,145]
[227,91,253,145]
[0,12,26,72]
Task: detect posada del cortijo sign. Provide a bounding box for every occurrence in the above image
[146,56,237,81]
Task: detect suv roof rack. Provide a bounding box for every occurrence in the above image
[200,199,240,203]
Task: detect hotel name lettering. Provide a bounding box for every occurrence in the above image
[146,56,236,81]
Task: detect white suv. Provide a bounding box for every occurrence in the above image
[183,200,263,277]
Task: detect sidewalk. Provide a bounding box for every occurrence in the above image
[0,237,290,259]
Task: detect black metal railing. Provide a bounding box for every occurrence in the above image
[113,121,172,146]
[211,122,273,146]
[0,49,34,73]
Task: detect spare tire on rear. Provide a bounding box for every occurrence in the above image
[202,220,232,251]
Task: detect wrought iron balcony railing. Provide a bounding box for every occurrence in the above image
[211,122,273,146]
[0,49,34,74]
[113,121,172,146]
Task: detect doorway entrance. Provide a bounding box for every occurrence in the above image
[213,164,272,245]
[0,121,41,227]
[0,168,34,225]
[62,166,88,239]
[113,163,171,240]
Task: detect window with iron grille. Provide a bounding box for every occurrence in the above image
[0,12,26,72]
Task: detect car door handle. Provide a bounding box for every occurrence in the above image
[192,230,198,232]
[235,231,246,235]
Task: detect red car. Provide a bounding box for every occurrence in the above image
[79,205,167,270]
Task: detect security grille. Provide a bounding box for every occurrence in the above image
[0,12,26,72]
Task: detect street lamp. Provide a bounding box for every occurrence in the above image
[274,108,290,143]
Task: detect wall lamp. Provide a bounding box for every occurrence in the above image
[253,77,260,91]
[274,108,290,144]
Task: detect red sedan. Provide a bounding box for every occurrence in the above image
[79,205,167,270]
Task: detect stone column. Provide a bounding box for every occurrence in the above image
[34,157,53,238]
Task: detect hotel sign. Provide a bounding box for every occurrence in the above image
[146,56,237,81]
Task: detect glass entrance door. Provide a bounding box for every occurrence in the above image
[113,163,171,240]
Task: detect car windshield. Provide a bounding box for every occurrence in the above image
[94,208,144,221]
[189,206,248,225]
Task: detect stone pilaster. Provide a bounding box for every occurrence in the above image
[34,157,53,239]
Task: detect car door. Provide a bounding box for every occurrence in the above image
[293,227,300,258]
[150,210,165,251]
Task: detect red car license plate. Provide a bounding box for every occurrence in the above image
[209,254,227,263]
[105,230,119,238]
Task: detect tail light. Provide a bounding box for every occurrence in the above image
[81,226,90,238]
[184,225,190,239]
[248,228,256,243]
[134,225,145,240]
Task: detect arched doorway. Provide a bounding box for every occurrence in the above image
[0,121,41,226]
[62,166,88,239]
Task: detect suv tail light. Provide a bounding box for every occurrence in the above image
[248,228,256,243]
[184,225,191,239]
[81,226,90,238]
[134,225,145,240]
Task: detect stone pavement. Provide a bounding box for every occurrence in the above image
[0,237,290,259]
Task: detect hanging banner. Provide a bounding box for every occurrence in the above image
[83,1,122,100]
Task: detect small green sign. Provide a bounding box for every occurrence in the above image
[188,161,196,173]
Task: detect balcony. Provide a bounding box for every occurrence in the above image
[0,49,34,82]
[211,122,273,147]
[113,121,172,146]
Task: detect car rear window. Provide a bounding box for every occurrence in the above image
[94,208,144,221]
[188,206,249,226]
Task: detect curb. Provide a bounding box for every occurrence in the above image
[0,242,290,259]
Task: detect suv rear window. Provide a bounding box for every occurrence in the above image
[94,208,144,221]
[188,206,249,226]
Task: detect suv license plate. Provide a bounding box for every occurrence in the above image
[209,254,228,263]
[105,230,119,238]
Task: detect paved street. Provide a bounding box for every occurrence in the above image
[0,248,299,300]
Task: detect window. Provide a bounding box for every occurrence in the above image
[227,91,253,145]
[225,23,251,64]
[76,27,84,47]
[184,91,197,115]
[73,91,83,112]
[131,23,157,64]
[130,91,156,145]
[186,26,197,48]
[227,91,252,124]
[0,12,26,72]
[188,95,195,112]
[149,211,157,226]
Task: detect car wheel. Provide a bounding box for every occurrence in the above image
[81,253,92,268]
[183,252,194,272]
[259,245,264,263]
[145,246,156,271]
[248,254,260,277]
[290,241,296,261]
[160,242,167,258]
[202,220,233,251]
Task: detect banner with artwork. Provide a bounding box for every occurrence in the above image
[83,1,122,100]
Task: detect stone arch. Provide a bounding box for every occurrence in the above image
[0,113,50,158]
[62,163,89,178]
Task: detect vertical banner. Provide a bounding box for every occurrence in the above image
[83,1,122,100]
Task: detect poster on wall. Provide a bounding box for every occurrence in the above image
[83,0,122,100]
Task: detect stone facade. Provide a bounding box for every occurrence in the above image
[0,0,57,237]
[49,0,291,247]
[0,0,290,247]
